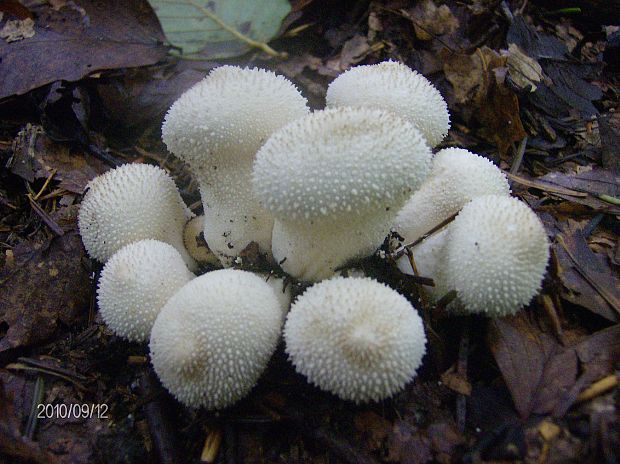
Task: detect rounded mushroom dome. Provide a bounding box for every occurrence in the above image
[253,107,432,221]
[162,65,309,171]
[149,269,283,409]
[326,60,450,147]
[78,163,195,268]
[444,195,550,316]
[395,147,510,243]
[97,240,194,342]
[284,277,427,403]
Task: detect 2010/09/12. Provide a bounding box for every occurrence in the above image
[36,403,109,419]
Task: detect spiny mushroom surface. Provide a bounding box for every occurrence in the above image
[162,66,309,265]
[253,107,432,282]
[395,147,510,244]
[326,60,450,147]
[284,277,427,403]
[149,269,283,410]
[97,240,194,342]
[443,195,550,316]
[78,163,196,269]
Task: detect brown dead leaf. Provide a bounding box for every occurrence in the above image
[0,233,90,352]
[554,220,620,322]
[440,365,472,396]
[488,312,579,419]
[444,46,526,156]
[0,17,35,42]
[9,125,107,193]
[319,34,371,77]
[0,0,167,99]
[407,0,459,41]
[503,43,544,93]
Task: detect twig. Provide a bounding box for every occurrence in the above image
[509,136,528,176]
[575,375,618,404]
[139,369,182,464]
[506,173,587,197]
[456,319,470,433]
[201,427,223,463]
[391,212,458,261]
[435,290,457,311]
[179,0,288,58]
[24,376,45,440]
[27,195,64,236]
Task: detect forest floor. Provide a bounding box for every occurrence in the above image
[0,0,619,463]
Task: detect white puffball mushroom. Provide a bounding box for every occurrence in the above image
[97,240,194,342]
[326,60,450,147]
[395,148,510,244]
[149,269,283,410]
[284,277,427,403]
[78,163,196,270]
[443,195,550,316]
[183,215,220,266]
[253,107,432,282]
[162,66,310,266]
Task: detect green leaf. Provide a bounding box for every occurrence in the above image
[148,0,291,58]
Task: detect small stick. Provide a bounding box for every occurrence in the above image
[575,375,618,404]
[392,212,458,260]
[27,195,64,236]
[24,376,45,439]
[140,369,182,464]
[201,427,223,463]
[435,290,457,311]
[456,319,470,433]
[509,136,528,176]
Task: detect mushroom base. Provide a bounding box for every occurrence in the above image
[272,210,395,282]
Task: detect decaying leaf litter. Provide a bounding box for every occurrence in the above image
[0,0,619,462]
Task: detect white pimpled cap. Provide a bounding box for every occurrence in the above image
[326,60,450,147]
[78,163,195,269]
[284,277,427,403]
[97,240,194,342]
[149,269,283,409]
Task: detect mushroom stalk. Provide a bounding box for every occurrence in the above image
[253,108,432,282]
[162,66,309,266]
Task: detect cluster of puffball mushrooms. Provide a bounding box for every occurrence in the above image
[78,61,550,410]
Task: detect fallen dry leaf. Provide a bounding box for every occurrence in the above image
[0,17,35,42]
[0,0,167,99]
[0,233,91,352]
[407,0,459,41]
[488,312,579,419]
[444,46,526,155]
[9,125,108,193]
[554,220,620,322]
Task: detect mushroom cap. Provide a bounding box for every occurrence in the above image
[162,66,309,265]
[326,60,450,147]
[149,269,283,409]
[284,277,427,403]
[78,163,195,268]
[253,107,432,222]
[444,195,550,315]
[395,147,510,244]
[97,240,194,342]
[162,65,309,173]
